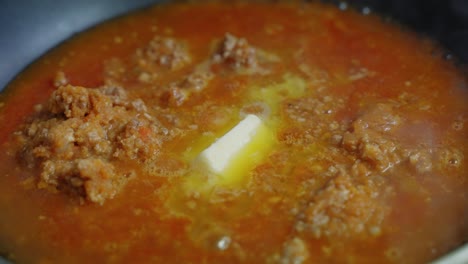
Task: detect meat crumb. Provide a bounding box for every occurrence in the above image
[409,151,433,173]
[53,71,68,87]
[136,36,191,70]
[213,33,258,69]
[160,71,214,107]
[278,237,309,264]
[342,103,404,172]
[295,173,386,238]
[15,84,166,204]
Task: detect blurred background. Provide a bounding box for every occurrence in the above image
[0,0,467,90]
[331,0,468,61]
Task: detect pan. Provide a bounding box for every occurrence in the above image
[0,1,467,263]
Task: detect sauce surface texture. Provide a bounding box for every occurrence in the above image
[0,1,467,263]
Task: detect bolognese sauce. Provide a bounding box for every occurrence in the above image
[0,1,466,263]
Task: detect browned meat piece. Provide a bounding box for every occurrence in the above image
[342,103,404,172]
[295,173,386,239]
[277,237,309,264]
[15,84,166,204]
[40,159,130,204]
[352,103,402,134]
[213,33,258,69]
[99,84,129,106]
[160,86,189,107]
[48,84,108,118]
[181,71,214,92]
[77,159,128,204]
[342,102,465,176]
[136,36,191,71]
[160,71,214,107]
[114,117,163,160]
[438,148,464,170]
[53,71,68,88]
[281,95,346,143]
[408,151,433,173]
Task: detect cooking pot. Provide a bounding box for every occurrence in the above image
[0,1,466,263]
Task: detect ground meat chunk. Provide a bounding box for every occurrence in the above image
[409,150,433,173]
[99,84,129,106]
[353,103,402,133]
[53,71,68,87]
[160,71,214,107]
[160,86,188,107]
[213,33,258,69]
[114,117,162,160]
[342,102,465,177]
[278,237,309,264]
[15,84,165,204]
[295,173,386,239]
[77,159,131,204]
[342,103,404,172]
[48,85,109,118]
[343,132,401,172]
[182,71,214,92]
[40,159,130,204]
[280,95,345,145]
[438,148,464,170]
[136,36,191,71]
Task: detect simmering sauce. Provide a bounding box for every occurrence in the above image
[0,1,467,263]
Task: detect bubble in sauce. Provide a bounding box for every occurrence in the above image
[216,236,231,251]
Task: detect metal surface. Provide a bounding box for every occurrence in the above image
[0,0,162,91]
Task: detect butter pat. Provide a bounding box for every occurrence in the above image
[197,114,274,185]
[200,114,262,173]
